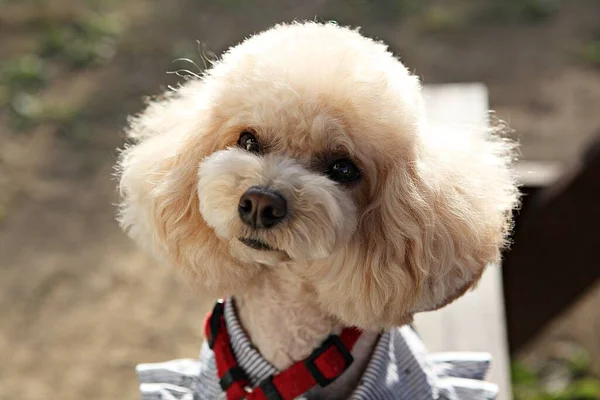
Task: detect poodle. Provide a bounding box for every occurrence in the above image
[117,21,519,400]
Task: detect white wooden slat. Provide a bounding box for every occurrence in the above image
[414,84,513,400]
[422,83,563,188]
[515,161,562,187]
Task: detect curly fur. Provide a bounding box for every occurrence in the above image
[117,21,519,334]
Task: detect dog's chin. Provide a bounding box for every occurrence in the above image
[229,237,291,266]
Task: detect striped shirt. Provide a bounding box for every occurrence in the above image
[137,299,498,399]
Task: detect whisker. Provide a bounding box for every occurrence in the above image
[197,40,217,69]
[171,57,202,73]
[167,69,202,79]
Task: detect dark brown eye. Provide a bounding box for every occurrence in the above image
[327,159,360,183]
[238,131,261,154]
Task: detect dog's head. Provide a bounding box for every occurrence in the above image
[117,22,519,329]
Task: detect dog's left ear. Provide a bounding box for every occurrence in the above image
[400,125,520,314]
[314,124,519,329]
[346,123,519,326]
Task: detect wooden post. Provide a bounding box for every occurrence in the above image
[413,84,513,400]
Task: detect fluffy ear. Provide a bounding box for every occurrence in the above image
[312,123,518,329]
[404,123,520,313]
[116,83,255,294]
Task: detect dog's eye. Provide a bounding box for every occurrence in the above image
[238,131,261,154]
[328,159,360,183]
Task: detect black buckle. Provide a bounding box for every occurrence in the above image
[207,299,225,349]
[219,366,248,391]
[258,375,282,400]
[304,334,354,387]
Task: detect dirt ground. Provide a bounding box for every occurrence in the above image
[1,1,599,399]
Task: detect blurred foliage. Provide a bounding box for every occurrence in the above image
[40,12,121,67]
[419,5,470,33]
[0,56,50,131]
[0,85,8,107]
[320,0,563,29]
[349,0,426,22]
[581,41,600,68]
[202,0,562,25]
[486,0,562,23]
[206,0,246,8]
[1,55,47,90]
[512,344,600,400]
[0,0,584,134]
[0,1,121,132]
[0,203,6,223]
[8,93,81,131]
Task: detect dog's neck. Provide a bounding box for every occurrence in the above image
[234,267,379,399]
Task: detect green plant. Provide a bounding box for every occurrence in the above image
[486,0,561,23]
[40,26,70,57]
[351,0,427,22]
[0,85,9,107]
[1,2,122,135]
[204,0,246,8]
[76,12,121,39]
[1,55,47,90]
[421,5,467,33]
[512,345,600,400]
[0,203,6,223]
[8,92,43,131]
[581,41,600,67]
[8,92,81,131]
[39,12,120,68]
[66,37,116,67]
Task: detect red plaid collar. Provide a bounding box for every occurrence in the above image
[204,299,362,400]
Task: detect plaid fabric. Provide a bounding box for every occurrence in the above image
[137,299,498,400]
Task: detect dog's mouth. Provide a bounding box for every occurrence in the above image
[238,237,275,251]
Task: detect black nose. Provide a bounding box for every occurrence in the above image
[238,187,287,229]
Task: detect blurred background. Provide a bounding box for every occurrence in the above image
[1,0,599,399]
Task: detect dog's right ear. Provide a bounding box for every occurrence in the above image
[116,82,244,291]
[117,84,207,261]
